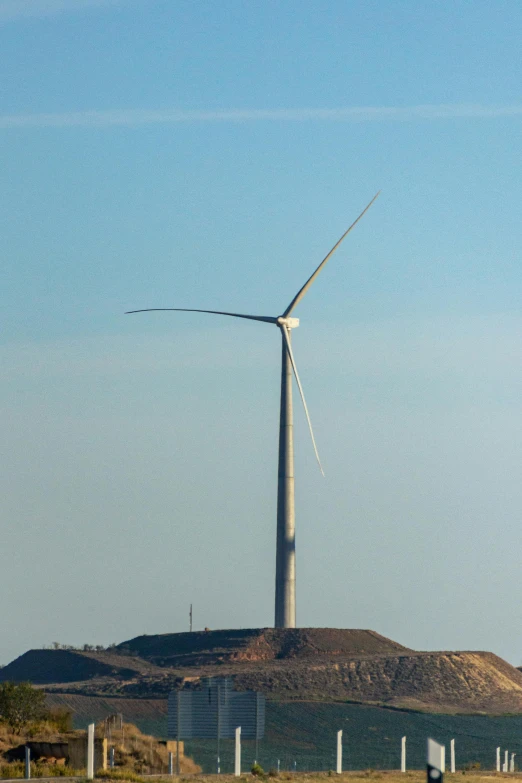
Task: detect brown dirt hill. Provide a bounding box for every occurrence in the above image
[116,628,410,666]
[53,650,522,713]
[233,651,522,713]
[43,647,522,715]
[0,649,163,684]
[5,629,522,714]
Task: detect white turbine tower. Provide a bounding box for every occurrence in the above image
[127,193,379,628]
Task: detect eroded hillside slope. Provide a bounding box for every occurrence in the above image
[4,629,522,714]
[235,651,522,712]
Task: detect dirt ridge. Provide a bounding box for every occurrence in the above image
[4,628,522,714]
[115,628,411,666]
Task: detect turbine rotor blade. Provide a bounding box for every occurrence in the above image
[283,191,380,317]
[125,308,277,324]
[281,325,325,476]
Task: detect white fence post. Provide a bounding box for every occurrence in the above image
[504,751,509,772]
[510,753,516,773]
[87,723,95,780]
[336,730,342,774]
[450,739,455,773]
[401,736,407,772]
[234,727,241,777]
[497,747,501,772]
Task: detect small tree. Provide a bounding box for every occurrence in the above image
[0,681,47,733]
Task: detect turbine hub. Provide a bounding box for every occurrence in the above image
[277,316,300,329]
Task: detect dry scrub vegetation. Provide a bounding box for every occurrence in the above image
[0,719,200,779]
[100,722,200,775]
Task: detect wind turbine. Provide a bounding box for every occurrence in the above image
[127,192,379,629]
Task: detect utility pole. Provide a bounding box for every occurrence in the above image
[189,604,193,632]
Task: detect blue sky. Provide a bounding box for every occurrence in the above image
[2,0,522,667]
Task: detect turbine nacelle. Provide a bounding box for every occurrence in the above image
[277,316,300,330]
[126,192,381,482]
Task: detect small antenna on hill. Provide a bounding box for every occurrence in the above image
[190,604,193,632]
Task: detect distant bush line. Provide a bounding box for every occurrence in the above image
[40,643,137,655]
